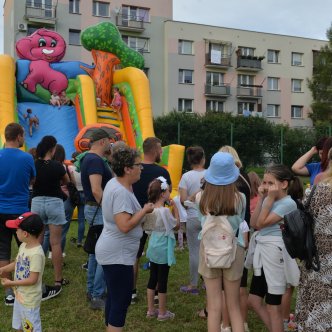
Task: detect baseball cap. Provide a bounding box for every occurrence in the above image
[205,152,239,186]
[90,128,110,143]
[6,212,44,236]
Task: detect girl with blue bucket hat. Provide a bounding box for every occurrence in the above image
[198,152,246,332]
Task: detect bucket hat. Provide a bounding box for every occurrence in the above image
[205,152,239,185]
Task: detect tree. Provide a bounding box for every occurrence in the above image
[308,24,332,125]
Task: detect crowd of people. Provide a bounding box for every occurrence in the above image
[0,123,331,332]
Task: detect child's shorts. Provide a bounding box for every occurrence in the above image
[13,299,42,332]
[198,242,245,281]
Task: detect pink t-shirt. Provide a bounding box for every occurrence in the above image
[250,195,259,215]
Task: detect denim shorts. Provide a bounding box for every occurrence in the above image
[31,196,66,226]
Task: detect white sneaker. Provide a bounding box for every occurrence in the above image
[48,252,52,259]
[244,322,250,332]
[220,324,232,332]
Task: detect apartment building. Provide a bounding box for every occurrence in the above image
[3,1,327,125]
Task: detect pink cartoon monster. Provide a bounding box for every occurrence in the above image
[16,28,68,94]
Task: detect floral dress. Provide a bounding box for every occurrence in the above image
[295,182,332,332]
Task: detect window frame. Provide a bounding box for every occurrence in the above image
[206,100,224,112]
[179,69,194,84]
[267,77,280,91]
[121,5,150,22]
[206,72,224,86]
[122,35,149,53]
[238,102,255,115]
[69,0,80,14]
[69,29,81,46]
[266,104,280,118]
[291,79,303,92]
[238,74,254,86]
[178,40,193,55]
[291,105,303,119]
[291,52,303,66]
[92,1,110,17]
[178,99,193,113]
[267,49,280,63]
[238,47,255,56]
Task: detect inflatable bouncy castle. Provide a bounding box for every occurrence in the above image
[0,22,184,194]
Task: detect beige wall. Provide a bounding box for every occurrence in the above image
[165,20,327,126]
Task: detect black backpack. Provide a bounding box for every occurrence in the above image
[282,185,320,272]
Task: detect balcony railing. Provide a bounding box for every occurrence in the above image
[116,14,145,31]
[205,84,231,97]
[25,4,57,21]
[237,85,262,98]
[236,54,264,71]
[205,54,231,68]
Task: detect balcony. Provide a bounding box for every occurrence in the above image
[205,54,231,69]
[205,84,231,97]
[236,51,264,71]
[237,85,262,98]
[25,3,57,24]
[116,14,145,32]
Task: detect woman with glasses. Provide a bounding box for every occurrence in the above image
[95,147,154,332]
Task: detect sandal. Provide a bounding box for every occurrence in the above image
[197,308,208,319]
[180,285,199,294]
[55,278,69,286]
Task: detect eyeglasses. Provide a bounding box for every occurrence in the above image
[132,163,143,169]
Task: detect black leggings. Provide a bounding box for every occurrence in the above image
[147,262,170,293]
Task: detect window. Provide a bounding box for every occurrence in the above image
[69,0,80,14]
[291,105,303,118]
[206,100,224,112]
[69,29,81,45]
[238,102,255,115]
[122,5,149,22]
[238,47,255,56]
[27,0,53,17]
[267,77,280,90]
[238,75,254,86]
[206,72,224,86]
[179,70,194,84]
[267,49,280,63]
[92,1,110,17]
[209,43,231,64]
[292,52,303,66]
[292,79,303,92]
[266,104,280,117]
[178,40,193,55]
[178,99,193,112]
[122,36,149,53]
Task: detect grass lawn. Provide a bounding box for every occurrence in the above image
[0,221,294,331]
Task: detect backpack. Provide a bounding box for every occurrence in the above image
[201,214,237,269]
[282,185,320,272]
[67,181,81,206]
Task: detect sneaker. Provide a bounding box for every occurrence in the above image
[244,322,250,332]
[90,297,105,310]
[220,324,232,332]
[146,309,159,318]
[154,294,159,305]
[179,285,199,295]
[77,242,82,248]
[81,262,88,271]
[48,252,52,259]
[5,294,15,306]
[157,310,175,321]
[131,292,138,304]
[42,285,62,301]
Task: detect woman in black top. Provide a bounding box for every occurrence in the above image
[31,136,69,288]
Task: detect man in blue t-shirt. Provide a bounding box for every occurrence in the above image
[291,137,326,185]
[80,128,113,310]
[0,123,36,305]
[131,137,172,303]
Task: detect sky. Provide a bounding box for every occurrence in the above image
[1,0,332,54]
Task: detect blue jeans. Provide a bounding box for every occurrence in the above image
[61,192,85,252]
[85,204,106,298]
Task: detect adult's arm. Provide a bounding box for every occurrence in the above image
[291,147,317,176]
[114,203,154,233]
[89,174,103,203]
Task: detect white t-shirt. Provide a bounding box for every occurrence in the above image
[95,178,142,266]
[179,169,205,220]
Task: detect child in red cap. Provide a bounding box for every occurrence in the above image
[0,212,45,332]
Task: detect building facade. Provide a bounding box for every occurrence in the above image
[3,0,328,125]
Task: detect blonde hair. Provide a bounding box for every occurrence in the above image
[219,146,242,168]
[322,148,332,184]
[199,182,242,216]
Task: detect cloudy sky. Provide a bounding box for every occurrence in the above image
[1,0,332,53]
